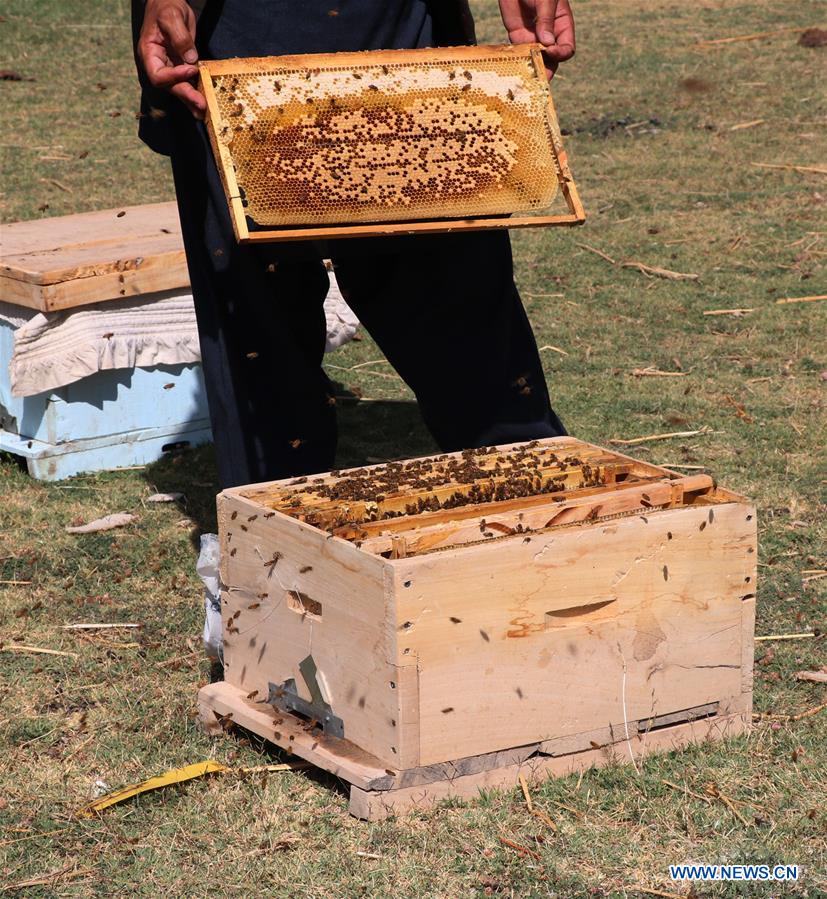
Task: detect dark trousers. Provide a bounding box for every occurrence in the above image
[170,119,566,489]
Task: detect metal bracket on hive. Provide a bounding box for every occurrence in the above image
[268,654,345,739]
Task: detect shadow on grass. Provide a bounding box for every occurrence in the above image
[141,388,438,541]
[232,723,352,802]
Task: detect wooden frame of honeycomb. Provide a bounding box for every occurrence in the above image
[198,44,585,243]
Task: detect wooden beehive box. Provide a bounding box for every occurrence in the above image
[0,203,211,479]
[199,44,584,242]
[199,437,756,818]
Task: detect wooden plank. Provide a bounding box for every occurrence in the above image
[741,596,756,698]
[540,725,620,757]
[201,681,542,793]
[387,744,540,791]
[392,501,753,766]
[197,681,391,790]
[0,418,211,481]
[1,234,183,285]
[0,255,190,312]
[0,202,180,263]
[531,46,585,223]
[636,701,719,733]
[0,275,61,309]
[348,712,749,820]
[198,66,249,242]
[201,43,549,77]
[393,658,420,770]
[217,490,404,767]
[238,214,584,243]
[0,202,188,311]
[740,506,758,698]
[200,680,748,817]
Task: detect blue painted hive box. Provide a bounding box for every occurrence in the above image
[0,203,211,480]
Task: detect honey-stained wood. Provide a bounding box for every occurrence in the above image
[199,43,584,243]
[0,203,188,311]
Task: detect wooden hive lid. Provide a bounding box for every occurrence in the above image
[0,202,189,312]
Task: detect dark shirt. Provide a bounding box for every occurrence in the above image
[132,0,476,154]
[200,0,431,59]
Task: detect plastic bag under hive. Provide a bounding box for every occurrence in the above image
[199,44,584,241]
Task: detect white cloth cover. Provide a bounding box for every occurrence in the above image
[323,270,360,351]
[5,292,201,398]
[2,270,358,397]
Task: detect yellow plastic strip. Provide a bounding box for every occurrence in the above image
[75,760,228,818]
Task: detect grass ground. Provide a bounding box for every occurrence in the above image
[1,0,825,896]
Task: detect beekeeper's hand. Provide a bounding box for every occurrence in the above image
[499,0,576,78]
[138,0,206,119]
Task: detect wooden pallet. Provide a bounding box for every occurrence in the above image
[199,680,750,820]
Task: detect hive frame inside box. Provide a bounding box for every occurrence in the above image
[198,44,585,243]
[199,437,756,819]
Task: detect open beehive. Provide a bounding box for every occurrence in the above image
[199,437,756,818]
[198,44,584,242]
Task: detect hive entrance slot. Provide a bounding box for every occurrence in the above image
[287,590,323,620]
[637,702,719,734]
[545,599,617,624]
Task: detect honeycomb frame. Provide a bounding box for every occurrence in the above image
[199,44,585,243]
